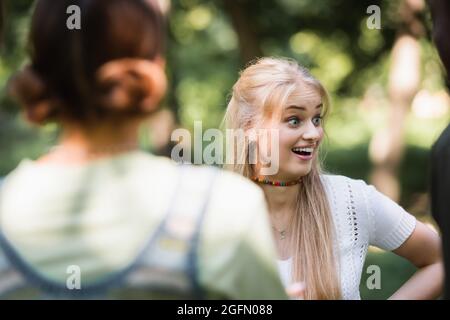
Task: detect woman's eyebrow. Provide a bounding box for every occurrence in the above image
[286,103,323,111]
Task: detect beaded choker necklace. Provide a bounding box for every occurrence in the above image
[252,177,301,187]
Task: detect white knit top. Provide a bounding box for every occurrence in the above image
[276,174,417,300]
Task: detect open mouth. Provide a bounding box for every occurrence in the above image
[291,147,314,157]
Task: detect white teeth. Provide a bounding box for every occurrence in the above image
[292,147,314,153]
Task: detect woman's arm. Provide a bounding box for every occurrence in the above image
[389,221,444,300]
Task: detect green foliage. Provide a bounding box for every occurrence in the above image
[360,250,417,300]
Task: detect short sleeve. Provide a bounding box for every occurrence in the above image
[364,183,416,251]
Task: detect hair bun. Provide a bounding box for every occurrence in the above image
[95,58,166,114]
[8,66,55,124]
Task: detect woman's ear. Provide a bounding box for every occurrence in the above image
[248,136,263,177]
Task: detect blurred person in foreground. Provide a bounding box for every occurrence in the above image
[0,0,287,299]
[429,0,450,300]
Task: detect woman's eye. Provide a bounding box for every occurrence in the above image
[287,117,300,127]
[312,116,322,127]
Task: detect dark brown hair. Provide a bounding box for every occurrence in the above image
[9,0,166,125]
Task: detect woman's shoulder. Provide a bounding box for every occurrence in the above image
[181,165,267,213]
[320,173,369,191]
[129,153,265,198]
[131,157,268,224]
[178,166,268,233]
[1,151,263,200]
[320,174,375,214]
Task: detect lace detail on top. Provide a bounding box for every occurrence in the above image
[276,174,416,300]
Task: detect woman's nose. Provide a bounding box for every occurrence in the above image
[302,123,321,141]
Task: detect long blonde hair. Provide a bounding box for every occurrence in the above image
[223,57,341,299]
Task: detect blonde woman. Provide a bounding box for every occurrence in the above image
[223,57,444,300]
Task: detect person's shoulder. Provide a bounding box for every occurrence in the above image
[181,165,265,205]
[186,167,267,228]
[145,160,266,212]
[0,159,35,195]
[215,169,266,210]
[130,151,176,168]
[321,173,372,198]
[126,152,183,182]
[432,123,450,156]
[321,173,366,187]
[215,169,264,196]
[2,159,34,179]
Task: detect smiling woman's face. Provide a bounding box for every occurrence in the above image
[256,83,324,181]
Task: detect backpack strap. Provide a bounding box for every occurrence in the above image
[128,165,219,299]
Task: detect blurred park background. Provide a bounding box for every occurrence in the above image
[0,0,448,299]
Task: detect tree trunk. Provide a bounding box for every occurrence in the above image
[369,0,424,201]
[222,0,263,65]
